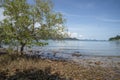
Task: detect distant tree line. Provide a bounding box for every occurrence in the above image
[109,35,120,41]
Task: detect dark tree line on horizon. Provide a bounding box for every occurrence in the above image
[109,35,120,41]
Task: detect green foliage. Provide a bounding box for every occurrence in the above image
[109,35,120,41]
[0,0,67,53]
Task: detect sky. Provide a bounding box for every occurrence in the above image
[1,0,120,40]
[52,0,120,40]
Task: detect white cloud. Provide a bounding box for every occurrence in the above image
[60,11,96,18]
[70,32,78,38]
[79,35,83,38]
[96,17,120,23]
[61,10,120,23]
[101,18,120,23]
[67,32,77,38]
[67,32,84,39]
[61,11,87,18]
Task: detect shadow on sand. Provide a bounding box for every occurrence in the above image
[0,67,68,80]
[0,53,71,80]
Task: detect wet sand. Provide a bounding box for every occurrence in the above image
[71,56,120,67]
[26,50,120,67]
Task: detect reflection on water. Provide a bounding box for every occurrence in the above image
[39,40,120,56]
[110,41,120,48]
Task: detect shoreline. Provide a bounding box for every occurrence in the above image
[0,48,120,67]
[22,49,120,68]
[0,49,120,79]
[0,53,120,80]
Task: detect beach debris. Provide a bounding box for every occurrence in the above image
[95,61,102,65]
[72,52,82,57]
[28,50,33,53]
[52,51,59,57]
[0,51,7,54]
[0,48,8,55]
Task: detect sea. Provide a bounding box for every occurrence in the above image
[32,40,120,56]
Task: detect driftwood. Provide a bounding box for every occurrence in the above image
[0,48,8,55]
[72,51,82,57]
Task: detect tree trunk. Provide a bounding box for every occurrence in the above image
[20,43,26,55]
[0,42,2,48]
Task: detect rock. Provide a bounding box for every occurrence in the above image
[47,59,52,63]
[95,61,101,65]
[36,51,41,53]
[74,51,80,53]
[0,48,7,55]
[52,51,59,57]
[28,50,33,53]
[0,52,7,54]
[72,53,82,57]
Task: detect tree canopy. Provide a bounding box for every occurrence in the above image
[109,35,120,41]
[0,0,67,54]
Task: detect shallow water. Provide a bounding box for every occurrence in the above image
[32,40,120,56]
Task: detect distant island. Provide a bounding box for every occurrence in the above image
[63,38,79,40]
[109,35,120,41]
[62,38,106,41]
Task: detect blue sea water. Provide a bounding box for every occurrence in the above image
[41,40,120,56]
